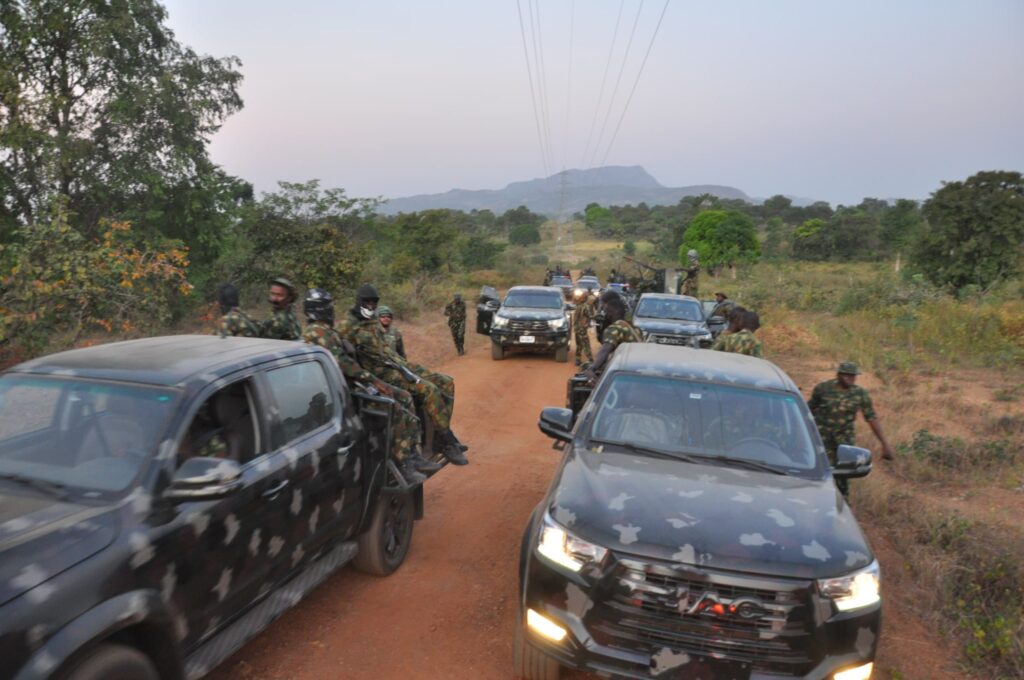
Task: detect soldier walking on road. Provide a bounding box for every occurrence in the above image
[584,291,642,383]
[681,249,700,297]
[378,305,406,359]
[808,361,895,496]
[260,277,302,340]
[215,283,260,338]
[339,285,468,466]
[712,310,764,357]
[571,289,595,366]
[444,294,467,355]
[301,289,438,484]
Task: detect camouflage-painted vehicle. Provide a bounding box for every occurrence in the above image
[0,336,430,680]
[632,293,714,348]
[519,344,880,680]
[490,286,571,362]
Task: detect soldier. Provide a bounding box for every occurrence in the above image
[378,305,406,359]
[443,293,467,355]
[808,361,895,496]
[710,292,736,320]
[583,291,643,383]
[711,310,764,357]
[260,277,302,340]
[339,284,468,466]
[571,289,595,366]
[681,249,700,297]
[301,289,439,484]
[215,283,260,338]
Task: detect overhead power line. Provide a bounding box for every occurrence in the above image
[515,0,550,176]
[528,0,554,176]
[580,0,625,169]
[599,0,671,167]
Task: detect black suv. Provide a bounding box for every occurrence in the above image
[632,293,713,348]
[0,336,428,680]
[518,344,879,680]
[490,286,571,362]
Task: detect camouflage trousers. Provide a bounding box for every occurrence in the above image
[383,384,421,463]
[574,326,593,362]
[682,278,699,297]
[449,321,465,351]
[381,364,454,432]
[823,437,851,496]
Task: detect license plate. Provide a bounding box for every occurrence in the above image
[519,335,536,344]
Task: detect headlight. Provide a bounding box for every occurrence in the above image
[818,560,880,611]
[492,315,509,328]
[548,317,566,330]
[537,512,607,572]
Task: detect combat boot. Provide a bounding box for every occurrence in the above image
[400,458,427,485]
[438,430,469,465]
[409,450,444,472]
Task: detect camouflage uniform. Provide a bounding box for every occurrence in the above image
[382,326,406,359]
[681,263,700,297]
[572,297,595,363]
[218,308,260,338]
[711,329,764,357]
[338,311,455,431]
[444,298,467,354]
[302,322,420,462]
[261,308,302,341]
[602,319,643,352]
[807,379,877,466]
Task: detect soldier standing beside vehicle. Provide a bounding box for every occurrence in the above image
[680,249,701,297]
[301,289,438,484]
[712,310,764,357]
[260,277,302,340]
[710,291,736,320]
[808,361,895,496]
[571,289,595,366]
[444,294,467,355]
[215,283,260,338]
[584,291,642,383]
[378,305,406,359]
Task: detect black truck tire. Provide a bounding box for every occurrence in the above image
[554,346,568,363]
[513,608,561,680]
[491,343,504,361]
[353,491,414,576]
[64,643,159,680]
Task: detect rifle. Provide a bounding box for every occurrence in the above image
[355,344,421,384]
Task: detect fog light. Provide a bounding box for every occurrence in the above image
[833,661,873,680]
[526,608,567,642]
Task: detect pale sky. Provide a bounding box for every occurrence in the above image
[163,0,1024,205]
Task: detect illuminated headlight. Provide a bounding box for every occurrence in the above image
[818,560,880,612]
[492,315,509,328]
[537,512,607,572]
[833,662,873,680]
[548,317,567,330]
[573,288,584,297]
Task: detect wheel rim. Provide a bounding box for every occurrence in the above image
[382,496,409,560]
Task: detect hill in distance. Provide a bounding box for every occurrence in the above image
[379,166,751,217]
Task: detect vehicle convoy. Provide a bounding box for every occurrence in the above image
[632,293,714,348]
[490,286,571,362]
[549,276,575,301]
[520,344,880,680]
[0,336,432,680]
[573,276,601,298]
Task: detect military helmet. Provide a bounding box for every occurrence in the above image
[356,283,380,302]
[837,361,861,375]
[454,293,462,301]
[303,288,334,323]
[269,276,296,297]
[377,304,394,318]
[687,249,699,260]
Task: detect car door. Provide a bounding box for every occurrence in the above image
[260,356,361,580]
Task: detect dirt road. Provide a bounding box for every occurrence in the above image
[208,325,970,680]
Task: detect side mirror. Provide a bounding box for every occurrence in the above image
[708,315,726,325]
[832,445,872,479]
[538,407,574,443]
[165,457,243,502]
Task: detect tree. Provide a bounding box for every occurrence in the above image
[679,210,760,269]
[878,199,922,251]
[496,205,543,232]
[509,223,541,246]
[460,236,506,269]
[0,0,244,260]
[912,171,1024,290]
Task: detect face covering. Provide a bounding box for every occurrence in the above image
[359,305,377,320]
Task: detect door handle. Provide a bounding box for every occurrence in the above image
[261,479,289,499]
[337,440,355,455]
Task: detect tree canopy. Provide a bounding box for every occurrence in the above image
[679,210,760,269]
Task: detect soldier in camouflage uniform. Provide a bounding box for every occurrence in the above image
[681,249,700,297]
[808,361,895,496]
[339,284,468,466]
[377,305,406,359]
[710,292,736,320]
[571,289,595,366]
[301,289,440,484]
[712,311,764,357]
[584,291,643,382]
[259,277,303,340]
[444,294,467,355]
[215,283,260,338]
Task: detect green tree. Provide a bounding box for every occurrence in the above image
[460,236,506,269]
[0,0,244,261]
[508,223,541,246]
[679,210,760,269]
[879,199,922,249]
[792,218,828,260]
[912,171,1024,290]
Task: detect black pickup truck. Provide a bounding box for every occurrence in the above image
[0,335,427,680]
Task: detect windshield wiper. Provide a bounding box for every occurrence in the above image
[0,473,69,499]
[589,438,701,464]
[688,455,788,476]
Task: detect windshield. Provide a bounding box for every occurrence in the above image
[577,279,600,290]
[588,373,820,472]
[504,291,563,309]
[550,277,572,286]
[0,375,177,495]
[635,297,703,321]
